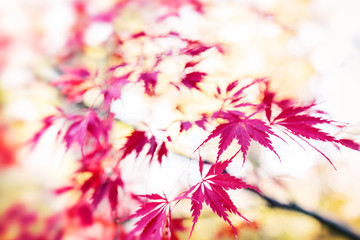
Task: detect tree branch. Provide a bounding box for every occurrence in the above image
[247,188,360,240]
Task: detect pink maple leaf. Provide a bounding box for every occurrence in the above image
[64,109,109,154]
[184,160,255,238]
[28,114,61,150]
[259,84,360,167]
[196,111,279,163]
[157,0,204,20]
[53,66,96,102]
[102,73,130,108]
[126,194,172,240]
[272,104,359,167]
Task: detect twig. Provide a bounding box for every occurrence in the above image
[247,188,360,240]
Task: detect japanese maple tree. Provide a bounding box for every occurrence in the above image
[11,0,360,239]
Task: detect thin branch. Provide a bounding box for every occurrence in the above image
[247,188,360,240]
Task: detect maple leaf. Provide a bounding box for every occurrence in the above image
[27,108,66,150]
[162,218,186,240]
[29,109,113,156]
[29,115,59,149]
[121,130,168,164]
[79,143,112,166]
[197,111,279,163]
[54,186,74,195]
[220,78,266,108]
[76,160,124,213]
[138,71,159,96]
[102,72,130,108]
[67,201,93,227]
[273,106,335,141]
[91,176,124,211]
[258,84,360,166]
[181,72,206,91]
[121,130,149,159]
[179,121,192,133]
[185,160,255,238]
[271,104,360,167]
[64,109,109,154]
[52,66,96,102]
[184,60,200,69]
[126,194,172,240]
[108,177,124,211]
[157,142,168,165]
[194,114,208,130]
[259,82,276,122]
[180,39,220,56]
[59,1,89,60]
[157,0,204,20]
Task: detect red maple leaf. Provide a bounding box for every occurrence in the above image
[138,71,159,96]
[67,201,93,227]
[121,130,149,158]
[179,121,192,133]
[216,78,266,109]
[196,111,279,163]
[157,142,168,164]
[259,84,360,167]
[108,177,124,211]
[121,130,168,164]
[272,104,359,167]
[126,194,172,240]
[184,160,255,238]
[162,218,186,240]
[64,109,109,154]
[181,72,206,91]
[91,176,123,211]
[180,39,223,56]
[194,114,208,130]
[76,162,123,212]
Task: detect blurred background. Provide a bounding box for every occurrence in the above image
[1,0,360,239]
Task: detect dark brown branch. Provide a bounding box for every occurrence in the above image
[247,188,360,240]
